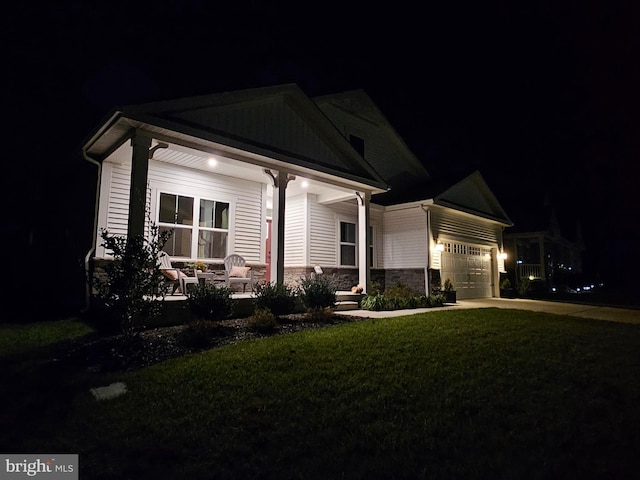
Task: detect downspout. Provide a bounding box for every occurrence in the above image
[81,151,102,314]
[79,110,122,314]
[421,203,432,296]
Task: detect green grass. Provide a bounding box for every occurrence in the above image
[0,317,94,357]
[3,309,640,479]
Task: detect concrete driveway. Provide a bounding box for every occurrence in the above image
[343,297,640,325]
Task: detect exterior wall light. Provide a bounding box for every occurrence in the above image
[499,252,507,260]
[435,243,445,252]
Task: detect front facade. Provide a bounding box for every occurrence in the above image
[82,84,512,303]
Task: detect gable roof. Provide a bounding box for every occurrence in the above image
[82,83,388,191]
[313,89,430,184]
[375,170,513,226]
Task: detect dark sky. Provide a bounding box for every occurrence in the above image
[5,0,640,298]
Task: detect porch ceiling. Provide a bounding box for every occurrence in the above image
[151,142,357,204]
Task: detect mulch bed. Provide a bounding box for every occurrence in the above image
[54,313,364,374]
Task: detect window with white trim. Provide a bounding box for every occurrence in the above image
[340,221,356,266]
[369,225,375,267]
[158,192,229,259]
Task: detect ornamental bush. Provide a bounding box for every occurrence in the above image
[187,283,234,322]
[253,281,297,316]
[299,275,336,310]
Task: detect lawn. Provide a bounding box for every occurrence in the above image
[2,309,640,479]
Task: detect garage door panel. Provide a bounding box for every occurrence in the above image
[440,241,493,299]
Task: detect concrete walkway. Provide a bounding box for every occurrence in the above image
[341,297,640,325]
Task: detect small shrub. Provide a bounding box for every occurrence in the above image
[500,278,512,290]
[299,275,336,310]
[248,308,278,333]
[427,294,445,307]
[253,281,297,316]
[360,294,387,311]
[304,307,334,323]
[187,283,233,322]
[518,277,532,297]
[443,278,454,292]
[181,319,223,349]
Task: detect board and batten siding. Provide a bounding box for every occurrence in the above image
[96,158,264,263]
[382,206,428,269]
[430,207,502,247]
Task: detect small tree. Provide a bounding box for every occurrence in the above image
[93,222,172,336]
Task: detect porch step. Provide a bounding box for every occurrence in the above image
[334,291,364,311]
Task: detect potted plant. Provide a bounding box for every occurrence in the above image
[442,278,456,303]
[186,261,208,273]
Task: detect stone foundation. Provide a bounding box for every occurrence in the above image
[383,268,427,294]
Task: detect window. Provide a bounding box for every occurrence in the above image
[158,192,229,259]
[369,225,375,267]
[340,221,356,266]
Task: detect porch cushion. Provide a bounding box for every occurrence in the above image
[229,265,251,278]
[161,269,187,281]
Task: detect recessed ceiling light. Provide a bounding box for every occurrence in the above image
[301,180,309,188]
[208,157,218,167]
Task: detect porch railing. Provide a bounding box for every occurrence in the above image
[518,264,542,280]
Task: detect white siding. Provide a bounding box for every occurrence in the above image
[284,194,307,266]
[97,158,264,263]
[430,207,501,246]
[383,207,428,269]
[309,197,337,266]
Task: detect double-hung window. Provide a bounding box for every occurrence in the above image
[340,221,356,266]
[158,192,229,259]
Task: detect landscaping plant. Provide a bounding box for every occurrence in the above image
[186,282,234,322]
[253,281,298,316]
[299,274,337,310]
[93,222,172,336]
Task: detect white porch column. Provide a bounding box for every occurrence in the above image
[265,169,295,285]
[127,132,152,237]
[357,191,371,293]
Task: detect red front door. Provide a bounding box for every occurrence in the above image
[265,219,272,282]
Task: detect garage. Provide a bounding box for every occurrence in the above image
[440,242,493,299]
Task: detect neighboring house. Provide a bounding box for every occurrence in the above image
[503,201,585,291]
[81,84,512,304]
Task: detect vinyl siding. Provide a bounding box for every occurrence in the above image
[97,158,264,263]
[430,207,501,247]
[284,194,307,266]
[383,207,428,268]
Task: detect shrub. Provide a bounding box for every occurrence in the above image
[187,283,233,322]
[253,281,297,316]
[500,278,512,290]
[518,277,532,297]
[305,307,334,323]
[443,278,454,292]
[360,294,387,311]
[248,308,278,333]
[299,275,336,310]
[181,319,224,349]
[93,221,172,336]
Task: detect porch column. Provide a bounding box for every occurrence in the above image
[127,132,152,238]
[357,191,371,293]
[265,169,295,285]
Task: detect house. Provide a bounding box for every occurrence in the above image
[503,199,585,292]
[81,84,512,304]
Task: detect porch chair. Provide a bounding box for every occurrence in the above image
[224,254,254,293]
[158,252,199,295]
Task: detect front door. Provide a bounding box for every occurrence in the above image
[265,219,272,282]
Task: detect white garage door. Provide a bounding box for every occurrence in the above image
[440,242,493,299]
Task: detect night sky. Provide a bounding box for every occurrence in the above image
[5,1,640,313]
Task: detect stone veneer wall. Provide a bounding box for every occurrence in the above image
[283,267,359,291]
[384,268,427,294]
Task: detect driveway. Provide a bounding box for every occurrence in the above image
[344,297,640,325]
